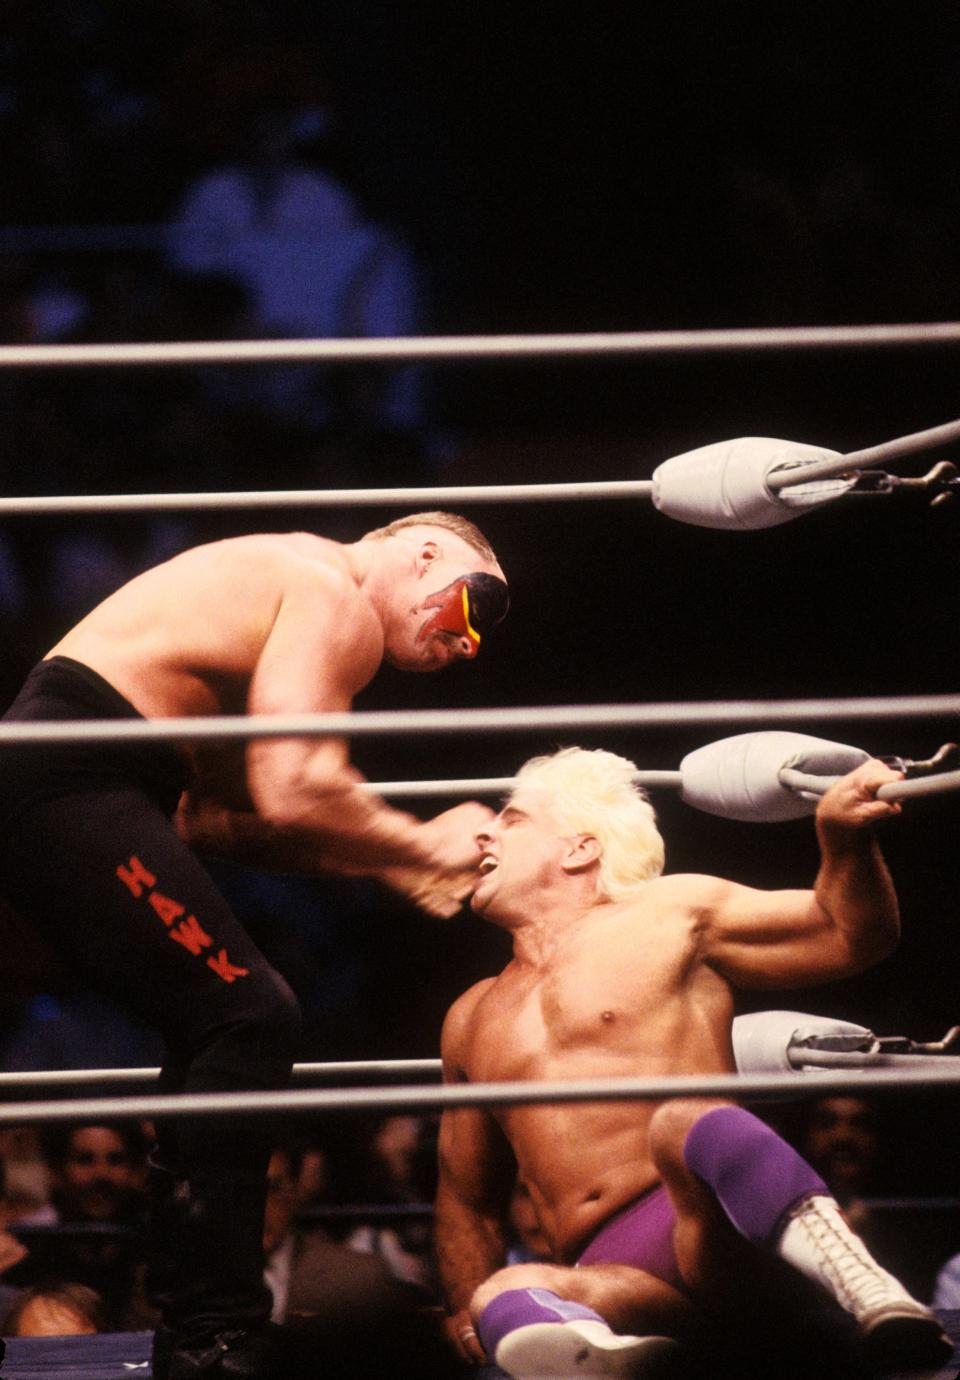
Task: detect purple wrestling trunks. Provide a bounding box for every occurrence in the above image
[576,1185,686,1292]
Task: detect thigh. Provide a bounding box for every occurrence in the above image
[1,786,282,1054]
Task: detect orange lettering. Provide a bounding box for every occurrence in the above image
[206,949,249,984]
[116,855,157,898]
[150,891,185,927]
[168,915,213,956]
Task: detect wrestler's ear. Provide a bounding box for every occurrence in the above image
[416,540,441,575]
[561,834,602,874]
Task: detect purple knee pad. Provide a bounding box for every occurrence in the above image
[683,1105,827,1246]
[477,1288,603,1357]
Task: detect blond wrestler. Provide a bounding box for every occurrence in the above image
[435,747,950,1378]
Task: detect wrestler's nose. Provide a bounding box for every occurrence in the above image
[475,825,493,850]
[457,634,479,660]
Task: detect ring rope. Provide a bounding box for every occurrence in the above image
[0,1059,443,1091]
[365,769,960,804]
[0,1066,959,1126]
[0,695,955,747]
[780,766,960,803]
[766,414,960,490]
[7,1041,960,1092]
[792,1050,960,1071]
[361,771,683,799]
[0,479,654,517]
[1,418,955,516]
[2,322,960,371]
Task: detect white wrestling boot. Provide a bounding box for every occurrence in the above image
[495,1319,680,1379]
[778,1195,953,1372]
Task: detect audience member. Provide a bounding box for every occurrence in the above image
[263,1140,408,1325]
[166,105,424,435]
[1,1281,106,1336]
[0,1128,56,1229]
[0,1153,30,1323]
[796,1096,883,1227]
[264,1138,450,1380]
[341,1115,438,1297]
[792,1095,958,1302]
[9,1122,157,1331]
[42,1123,149,1226]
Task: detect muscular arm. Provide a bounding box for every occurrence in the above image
[697,759,903,988]
[242,564,444,868]
[178,559,489,905]
[435,990,517,1316]
[176,786,488,917]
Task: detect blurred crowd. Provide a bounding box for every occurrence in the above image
[0,2,439,727]
[1,2,959,698]
[0,1113,451,1373]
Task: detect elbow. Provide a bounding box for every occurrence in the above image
[253,786,340,837]
[246,739,359,835]
[843,915,900,974]
[248,774,303,832]
[249,761,354,836]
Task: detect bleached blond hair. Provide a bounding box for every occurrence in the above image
[512,747,664,899]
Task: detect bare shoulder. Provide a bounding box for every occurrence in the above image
[209,534,380,648]
[441,977,498,1069]
[617,872,738,921]
[201,532,379,651]
[220,533,362,597]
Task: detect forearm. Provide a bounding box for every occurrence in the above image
[435,1185,509,1314]
[246,739,444,872]
[178,789,432,876]
[264,784,438,872]
[813,820,900,965]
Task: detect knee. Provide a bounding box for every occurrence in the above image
[469,1263,563,1320]
[199,970,302,1077]
[254,971,302,1064]
[649,1098,724,1176]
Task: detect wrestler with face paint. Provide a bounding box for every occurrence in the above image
[2,509,507,1378]
[418,572,511,660]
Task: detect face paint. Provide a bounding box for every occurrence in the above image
[417,573,510,658]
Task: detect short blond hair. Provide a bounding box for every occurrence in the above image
[512,747,664,899]
[361,511,498,564]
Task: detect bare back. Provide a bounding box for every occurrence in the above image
[48,533,383,720]
[447,878,735,1260]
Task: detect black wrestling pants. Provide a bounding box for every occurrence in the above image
[1,782,301,1337]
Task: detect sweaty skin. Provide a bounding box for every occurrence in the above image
[444,886,736,1260]
[435,760,903,1348]
[48,527,506,913]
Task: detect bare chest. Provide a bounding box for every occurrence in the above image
[468,921,697,1081]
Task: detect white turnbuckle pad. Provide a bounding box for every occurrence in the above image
[652,436,854,529]
[680,731,869,822]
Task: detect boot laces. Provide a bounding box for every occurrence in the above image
[796,1203,910,1319]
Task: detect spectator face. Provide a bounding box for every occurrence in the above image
[803,1097,879,1199]
[372,1117,421,1190]
[56,1127,141,1221]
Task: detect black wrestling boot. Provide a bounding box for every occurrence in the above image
[151,1321,289,1379]
[147,1164,280,1380]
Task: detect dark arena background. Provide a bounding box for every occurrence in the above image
[0,4,958,1376]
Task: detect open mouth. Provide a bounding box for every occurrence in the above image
[478,856,498,876]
